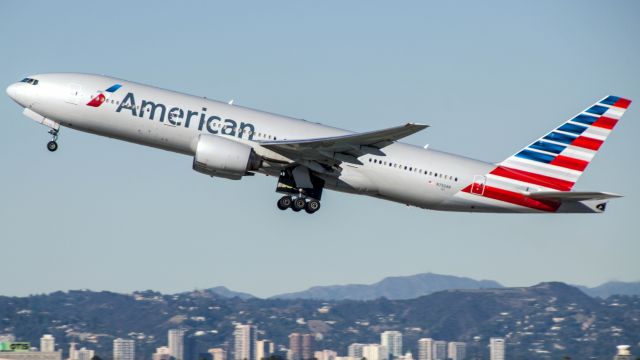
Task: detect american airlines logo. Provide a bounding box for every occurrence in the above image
[114,91,257,140]
[87,84,122,107]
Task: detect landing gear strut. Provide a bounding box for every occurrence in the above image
[47,129,59,152]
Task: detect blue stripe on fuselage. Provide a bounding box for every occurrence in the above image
[106,84,122,93]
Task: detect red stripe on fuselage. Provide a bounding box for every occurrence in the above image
[461,185,559,212]
[490,166,574,191]
[550,155,588,171]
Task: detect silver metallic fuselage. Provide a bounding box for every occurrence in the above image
[6,73,520,212]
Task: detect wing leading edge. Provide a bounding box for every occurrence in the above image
[259,123,428,166]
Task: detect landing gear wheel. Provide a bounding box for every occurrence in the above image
[292,198,306,212]
[305,199,321,214]
[277,196,292,210]
[47,141,58,152]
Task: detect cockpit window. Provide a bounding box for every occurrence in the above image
[20,78,39,85]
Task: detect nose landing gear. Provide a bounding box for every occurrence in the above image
[47,129,59,152]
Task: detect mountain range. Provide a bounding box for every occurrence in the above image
[269,273,502,300]
[201,272,640,300]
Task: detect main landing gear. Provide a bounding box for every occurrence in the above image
[275,167,325,214]
[47,128,59,152]
[277,195,321,214]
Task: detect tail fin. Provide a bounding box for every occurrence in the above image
[494,96,631,191]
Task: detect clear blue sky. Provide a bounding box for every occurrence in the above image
[1,0,638,297]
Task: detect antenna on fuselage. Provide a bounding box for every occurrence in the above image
[228,99,234,105]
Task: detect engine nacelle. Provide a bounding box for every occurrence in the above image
[192,135,262,180]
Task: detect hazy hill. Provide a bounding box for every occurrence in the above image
[578,281,640,298]
[195,286,255,299]
[271,273,502,300]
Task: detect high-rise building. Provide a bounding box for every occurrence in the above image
[256,340,274,360]
[313,350,336,360]
[380,332,402,359]
[362,344,388,360]
[446,343,465,360]
[153,347,172,360]
[489,338,504,360]
[113,339,135,360]
[234,324,257,360]
[289,333,302,360]
[348,344,366,359]
[432,342,446,360]
[417,339,433,360]
[301,334,314,360]
[289,333,313,360]
[76,348,94,360]
[40,335,55,353]
[68,343,78,360]
[208,348,227,360]
[169,329,187,360]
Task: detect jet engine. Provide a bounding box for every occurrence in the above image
[192,135,262,180]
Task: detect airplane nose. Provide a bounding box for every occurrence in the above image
[6,83,18,100]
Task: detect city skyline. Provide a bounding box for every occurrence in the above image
[1,0,639,299]
[2,325,635,360]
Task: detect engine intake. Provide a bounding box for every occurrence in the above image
[192,135,261,180]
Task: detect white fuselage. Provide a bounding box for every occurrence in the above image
[5,73,557,213]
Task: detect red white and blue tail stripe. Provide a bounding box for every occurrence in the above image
[460,95,630,212]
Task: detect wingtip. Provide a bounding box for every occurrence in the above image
[406,122,430,128]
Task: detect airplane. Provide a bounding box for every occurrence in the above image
[6,73,631,214]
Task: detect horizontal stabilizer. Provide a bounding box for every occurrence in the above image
[529,191,622,202]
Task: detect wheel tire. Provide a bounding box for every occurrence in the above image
[277,196,292,210]
[305,200,321,214]
[292,198,306,212]
[47,141,58,152]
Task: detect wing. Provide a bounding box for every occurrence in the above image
[259,123,428,169]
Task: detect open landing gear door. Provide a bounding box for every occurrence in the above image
[276,168,324,201]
